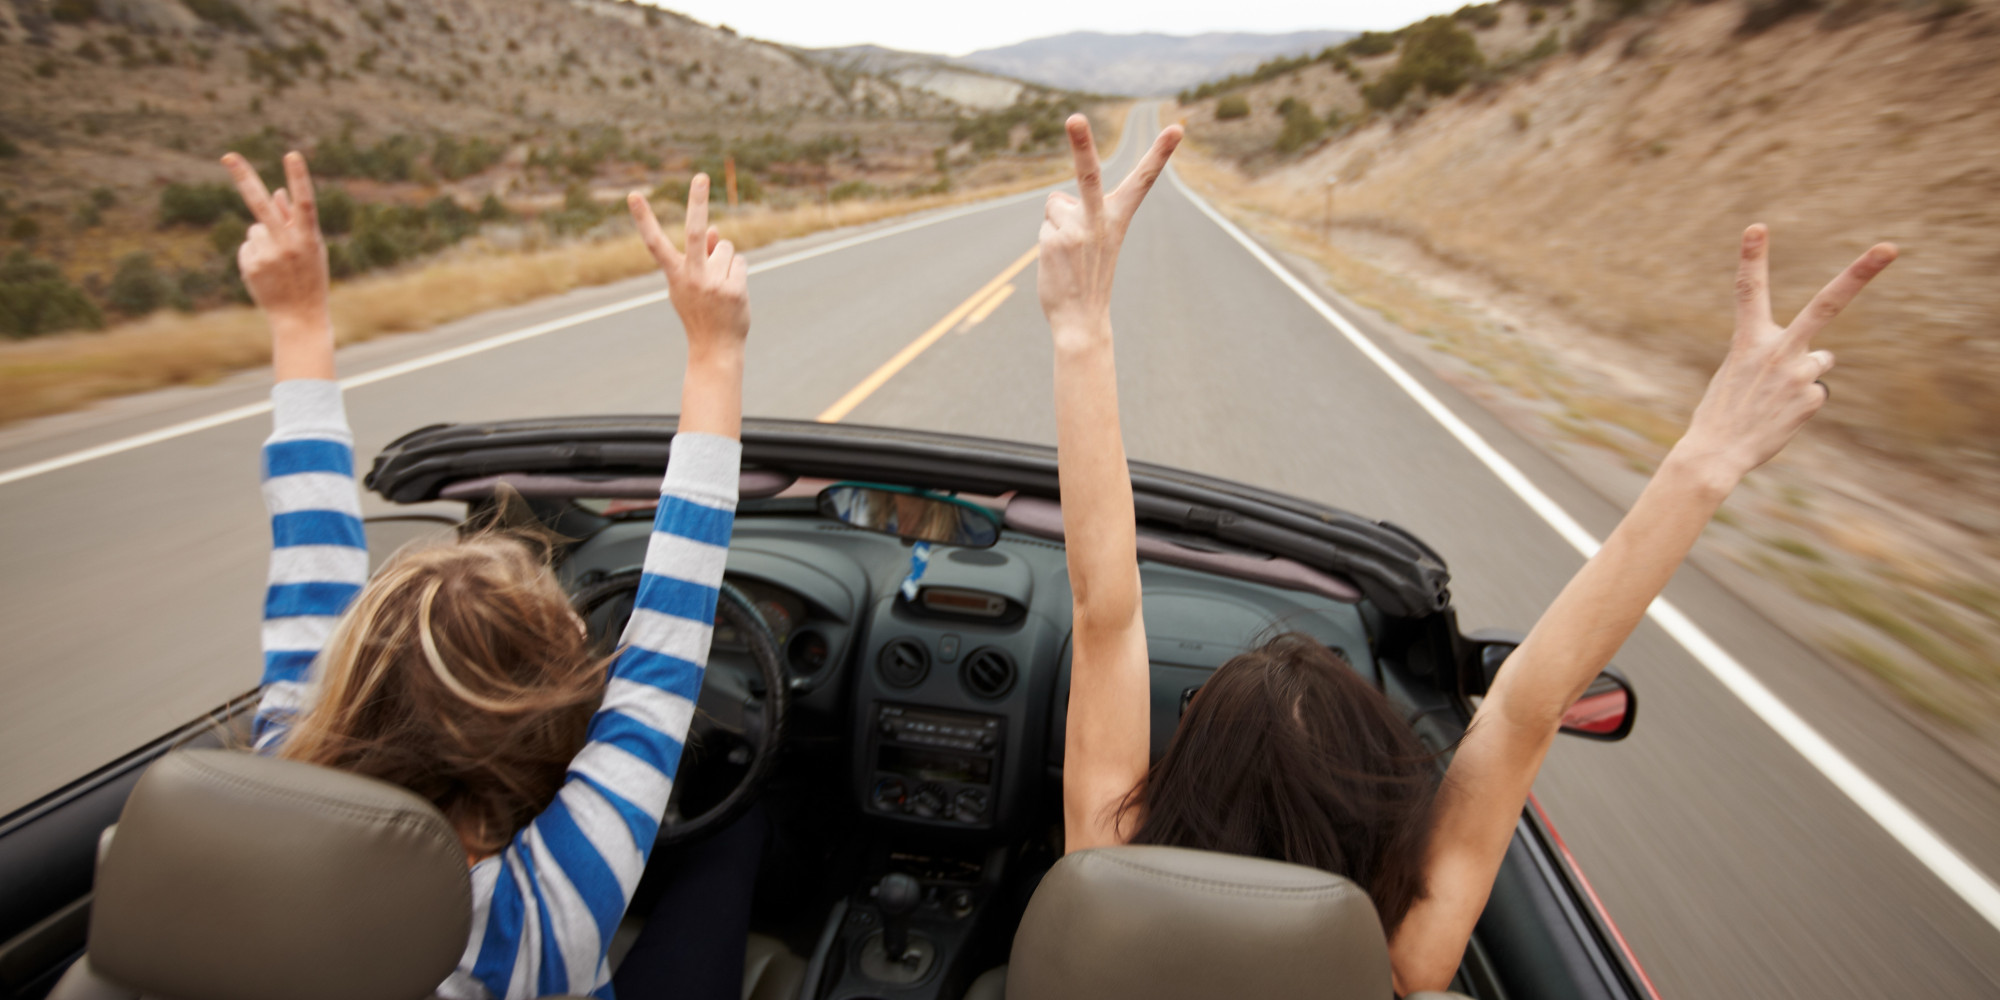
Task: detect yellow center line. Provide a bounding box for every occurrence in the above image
[816,245,1040,423]
[958,283,1016,332]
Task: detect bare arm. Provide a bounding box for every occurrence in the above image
[1041,116,1182,852]
[1388,226,1898,992]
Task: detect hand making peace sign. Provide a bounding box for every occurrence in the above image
[1680,225,1898,482]
[223,150,334,381]
[627,174,751,364]
[1038,114,1184,338]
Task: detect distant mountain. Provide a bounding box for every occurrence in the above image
[953,31,1356,97]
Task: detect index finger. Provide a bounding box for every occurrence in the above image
[1109,125,1183,223]
[684,174,710,263]
[221,153,280,228]
[1066,115,1104,221]
[1787,242,1898,347]
[627,191,681,271]
[283,152,317,233]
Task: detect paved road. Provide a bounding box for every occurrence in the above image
[4,105,1997,998]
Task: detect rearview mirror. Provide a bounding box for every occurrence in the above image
[817,484,1001,549]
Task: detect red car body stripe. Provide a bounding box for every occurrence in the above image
[1528,793,1664,1000]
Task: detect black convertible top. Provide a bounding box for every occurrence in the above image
[364,416,1452,619]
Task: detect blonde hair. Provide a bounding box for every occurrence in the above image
[278,519,608,858]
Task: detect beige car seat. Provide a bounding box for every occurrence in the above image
[971,844,1474,1000]
[47,749,801,1000]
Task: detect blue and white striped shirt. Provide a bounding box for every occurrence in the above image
[255,380,739,999]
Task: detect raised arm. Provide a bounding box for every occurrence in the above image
[1042,116,1182,852]
[1388,226,1898,992]
[223,151,365,751]
[451,177,751,998]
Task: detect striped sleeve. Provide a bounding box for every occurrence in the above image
[453,432,741,1000]
[253,380,369,752]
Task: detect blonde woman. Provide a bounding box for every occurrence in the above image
[227,150,753,999]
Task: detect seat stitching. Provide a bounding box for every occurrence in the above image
[1090,853,1367,900]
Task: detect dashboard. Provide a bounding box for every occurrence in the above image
[559,507,1377,838]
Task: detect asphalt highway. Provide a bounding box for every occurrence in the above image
[3,104,1997,997]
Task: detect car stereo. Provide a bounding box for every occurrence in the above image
[866,703,1004,827]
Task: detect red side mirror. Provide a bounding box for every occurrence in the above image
[1559,670,1636,741]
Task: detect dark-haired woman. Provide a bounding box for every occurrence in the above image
[1038,115,1896,994]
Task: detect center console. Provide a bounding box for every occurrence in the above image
[865,704,1005,828]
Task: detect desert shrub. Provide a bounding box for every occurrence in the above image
[51,0,97,24]
[246,48,294,89]
[1739,0,1822,33]
[0,251,103,337]
[1326,107,1349,130]
[317,186,356,235]
[159,183,247,228]
[312,130,424,182]
[1365,16,1485,109]
[829,180,876,202]
[209,215,248,258]
[184,0,254,32]
[431,134,503,180]
[1276,96,1300,116]
[172,267,217,309]
[326,198,481,277]
[107,253,171,317]
[1275,100,1327,153]
[652,178,689,205]
[0,133,20,159]
[1454,3,1503,28]
[1346,32,1400,57]
[9,217,41,241]
[35,59,58,79]
[1215,95,1251,120]
[1182,50,1325,102]
[1523,30,1562,62]
[75,41,103,63]
[950,98,1081,154]
[478,193,509,221]
[89,187,117,210]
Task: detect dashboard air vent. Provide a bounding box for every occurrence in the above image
[877,638,930,688]
[961,648,1017,700]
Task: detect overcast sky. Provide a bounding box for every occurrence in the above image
[649,1,1468,56]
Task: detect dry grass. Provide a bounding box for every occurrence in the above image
[0,168,1070,426]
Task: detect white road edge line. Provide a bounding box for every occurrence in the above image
[0,185,1057,489]
[1168,168,2000,932]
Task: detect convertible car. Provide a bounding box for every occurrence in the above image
[0,417,1654,1000]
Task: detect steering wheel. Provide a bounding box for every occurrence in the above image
[571,575,788,846]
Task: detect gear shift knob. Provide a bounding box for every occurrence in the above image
[871,873,922,960]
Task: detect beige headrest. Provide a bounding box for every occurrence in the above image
[1007,846,1392,1000]
[89,750,471,1000]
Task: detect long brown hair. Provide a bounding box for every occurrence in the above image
[277,521,607,858]
[1121,633,1439,930]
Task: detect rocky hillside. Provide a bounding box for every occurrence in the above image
[0,0,1086,335]
[802,45,1054,111]
[1176,0,2000,747]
